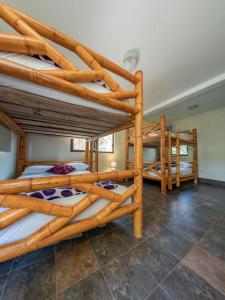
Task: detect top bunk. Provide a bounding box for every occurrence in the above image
[127,116,197,146]
[0,3,139,139]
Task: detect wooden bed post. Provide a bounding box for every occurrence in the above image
[94,139,99,172]
[160,116,166,193]
[167,130,172,190]
[85,140,89,164]
[17,134,26,175]
[89,141,93,172]
[176,132,180,187]
[125,129,129,170]
[133,71,143,239]
[193,129,198,184]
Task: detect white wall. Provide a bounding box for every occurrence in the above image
[27,131,126,172]
[175,106,225,182]
[27,134,84,162]
[0,127,18,180]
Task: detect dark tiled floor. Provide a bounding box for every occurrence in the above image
[1,181,225,300]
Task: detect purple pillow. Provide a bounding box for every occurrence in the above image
[47,164,76,175]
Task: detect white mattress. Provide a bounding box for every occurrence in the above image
[0,52,127,115]
[0,171,131,246]
[146,166,193,178]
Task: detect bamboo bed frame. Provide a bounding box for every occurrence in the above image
[125,116,198,193]
[0,3,143,262]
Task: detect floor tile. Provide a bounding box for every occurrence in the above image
[55,240,99,292]
[58,270,112,300]
[55,234,87,253]
[103,251,157,300]
[132,237,178,282]
[90,230,128,266]
[2,256,56,300]
[0,274,7,298]
[147,286,172,300]
[153,227,193,259]
[162,264,225,300]
[182,245,225,296]
[143,212,166,238]
[115,221,144,248]
[86,224,112,239]
[12,246,55,271]
[0,260,13,276]
[199,222,225,261]
[165,213,211,243]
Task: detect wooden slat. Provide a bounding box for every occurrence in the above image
[24,130,91,138]
[0,86,129,125]
[21,125,97,136]
[13,118,103,134]
[0,102,116,129]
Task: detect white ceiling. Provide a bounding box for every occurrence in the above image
[1,0,225,119]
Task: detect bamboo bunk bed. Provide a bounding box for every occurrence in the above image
[125,116,198,193]
[0,3,143,262]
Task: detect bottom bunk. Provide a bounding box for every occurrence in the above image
[0,167,139,262]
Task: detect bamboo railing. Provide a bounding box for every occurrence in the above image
[0,3,143,262]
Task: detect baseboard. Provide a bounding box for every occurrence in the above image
[199,177,225,187]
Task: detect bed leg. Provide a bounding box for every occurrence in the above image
[133,71,143,239]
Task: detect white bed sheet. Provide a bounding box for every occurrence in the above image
[0,170,131,246]
[146,166,193,178]
[0,52,127,115]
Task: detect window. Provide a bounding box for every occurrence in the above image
[70,137,86,152]
[172,145,188,156]
[98,134,114,153]
[70,134,114,153]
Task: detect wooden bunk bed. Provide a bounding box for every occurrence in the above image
[125,116,198,193]
[0,3,143,262]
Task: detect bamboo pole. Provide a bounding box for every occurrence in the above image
[193,129,198,184]
[0,203,137,262]
[167,131,172,190]
[0,208,31,229]
[85,141,89,165]
[17,134,26,175]
[6,4,136,84]
[0,33,46,55]
[89,141,93,172]
[0,169,138,194]
[176,132,180,187]
[133,71,143,238]
[39,70,104,83]
[95,140,99,172]
[74,45,123,92]
[160,116,166,193]
[0,3,77,71]
[0,106,25,136]
[125,129,129,170]
[0,58,138,115]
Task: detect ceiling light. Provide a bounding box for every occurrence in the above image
[123,49,140,71]
[187,104,199,111]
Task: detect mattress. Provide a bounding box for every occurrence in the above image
[0,52,127,115]
[0,171,131,246]
[146,166,193,178]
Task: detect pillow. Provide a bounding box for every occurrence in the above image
[67,163,89,171]
[22,165,53,175]
[47,164,76,175]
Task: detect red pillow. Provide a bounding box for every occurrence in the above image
[47,164,76,175]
